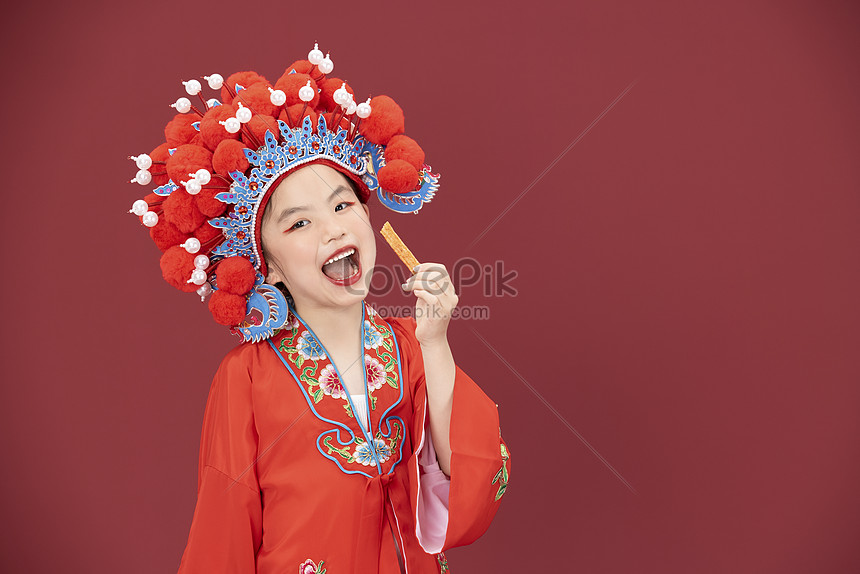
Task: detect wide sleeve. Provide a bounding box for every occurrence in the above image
[390,317,511,552]
[176,344,263,573]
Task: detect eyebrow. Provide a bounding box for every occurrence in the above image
[276,185,353,223]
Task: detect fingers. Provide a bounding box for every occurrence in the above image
[402,263,456,298]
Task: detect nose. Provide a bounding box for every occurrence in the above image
[320,212,347,242]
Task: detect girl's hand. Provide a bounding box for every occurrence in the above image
[401,262,459,347]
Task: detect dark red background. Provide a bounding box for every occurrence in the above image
[1,0,858,572]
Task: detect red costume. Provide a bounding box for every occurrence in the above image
[177,305,510,573]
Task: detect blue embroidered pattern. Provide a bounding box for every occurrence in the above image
[267,303,406,478]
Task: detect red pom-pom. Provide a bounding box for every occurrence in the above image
[149,143,171,186]
[378,159,419,194]
[209,290,248,326]
[232,82,280,118]
[163,188,207,233]
[281,105,318,129]
[212,139,250,175]
[244,114,280,146]
[283,60,313,75]
[322,111,351,131]
[164,114,199,147]
[318,78,354,113]
[221,71,267,104]
[359,95,404,145]
[194,221,222,245]
[274,73,320,108]
[166,144,214,186]
[216,256,256,294]
[194,186,227,218]
[149,218,190,251]
[160,246,198,293]
[384,135,425,170]
[200,105,241,151]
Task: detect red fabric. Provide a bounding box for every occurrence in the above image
[176,309,509,573]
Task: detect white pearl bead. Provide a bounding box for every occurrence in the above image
[220,117,241,134]
[205,74,224,90]
[318,53,334,74]
[183,79,202,95]
[194,254,210,269]
[172,97,192,113]
[131,199,149,216]
[184,179,202,195]
[236,105,253,123]
[134,169,152,185]
[333,83,349,105]
[269,88,287,106]
[188,269,208,285]
[206,98,220,109]
[182,238,201,253]
[197,283,213,300]
[131,154,152,170]
[142,211,159,227]
[356,99,372,119]
[345,98,357,115]
[194,169,212,185]
[299,80,315,103]
[308,43,324,65]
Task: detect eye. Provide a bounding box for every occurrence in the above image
[334,201,354,212]
[290,219,309,230]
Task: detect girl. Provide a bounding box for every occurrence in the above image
[129,45,510,573]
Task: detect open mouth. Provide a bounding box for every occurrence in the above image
[321,247,362,286]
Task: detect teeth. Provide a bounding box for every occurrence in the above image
[324,248,355,266]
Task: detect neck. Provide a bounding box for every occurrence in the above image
[293,299,364,345]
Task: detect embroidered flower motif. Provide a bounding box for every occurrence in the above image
[298,558,326,574]
[285,312,299,330]
[297,331,326,360]
[354,438,391,466]
[374,439,392,463]
[354,440,375,466]
[365,355,386,390]
[437,552,449,573]
[318,364,345,399]
[363,321,384,349]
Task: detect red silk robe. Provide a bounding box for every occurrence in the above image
[176,303,510,573]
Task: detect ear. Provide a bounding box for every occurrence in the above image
[265,260,284,287]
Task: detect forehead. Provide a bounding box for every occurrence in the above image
[269,164,356,209]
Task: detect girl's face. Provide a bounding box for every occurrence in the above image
[260,164,376,312]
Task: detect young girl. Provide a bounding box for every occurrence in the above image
[128,44,510,573]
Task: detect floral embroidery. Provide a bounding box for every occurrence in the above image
[324,422,401,467]
[437,552,449,573]
[492,442,510,501]
[271,302,405,476]
[354,439,377,466]
[298,558,326,574]
[318,364,346,399]
[363,320,384,349]
[365,355,386,390]
[354,436,394,466]
[297,331,327,360]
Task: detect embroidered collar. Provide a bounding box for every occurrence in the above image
[267,301,406,477]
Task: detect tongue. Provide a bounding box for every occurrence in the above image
[322,256,354,281]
